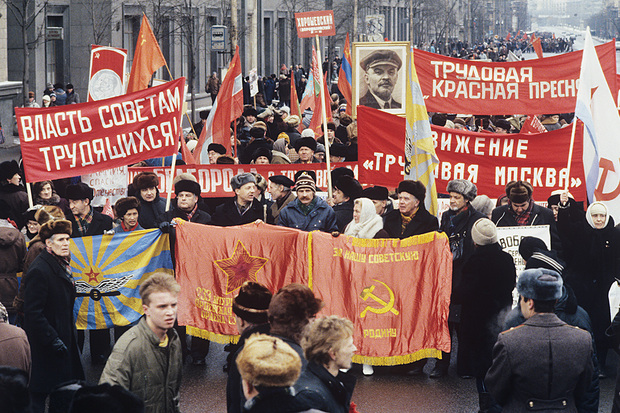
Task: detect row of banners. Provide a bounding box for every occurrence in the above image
[70,223,550,363]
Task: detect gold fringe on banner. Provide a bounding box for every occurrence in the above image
[352,348,442,366]
[186,325,239,345]
[308,231,313,290]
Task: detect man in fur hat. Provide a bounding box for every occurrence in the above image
[207,143,227,164]
[383,180,438,239]
[491,180,561,254]
[278,173,338,232]
[268,175,296,225]
[433,179,486,378]
[211,173,273,227]
[486,269,593,412]
[331,175,363,232]
[161,176,211,225]
[293,136,320,164]
[236,334,309,412]
[362,185,393,220]
[112,197,143,233]
[23,219,85,412]
[132,172,166,229]
[227,282,273,413]
[65,182,113,238]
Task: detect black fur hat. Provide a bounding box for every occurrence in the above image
[114,197,140,219]
[65,183,93,201]
[132,172,159,191]
[397,180,426,203]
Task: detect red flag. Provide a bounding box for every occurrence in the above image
[102,198,114,219]
[194,46,243,163]
[126,15,167,94]
[520,116,547,134]
[532,37,543,59]
[338,33,353,116]
[308,46,333,135]
[180,137,196,164]
[290,72,302,121]
[505,33,511,42]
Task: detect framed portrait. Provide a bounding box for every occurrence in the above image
[352,42,409,117]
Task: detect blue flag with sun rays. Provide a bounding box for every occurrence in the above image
[70,229,173,330]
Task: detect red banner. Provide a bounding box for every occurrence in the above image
[16,78,185,183]
[175,221,452,363]
[128,162,358,198]
[356,106,586,202]
[295,10,336,38]
[413,41,617,114]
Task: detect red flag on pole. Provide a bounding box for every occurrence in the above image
[126,14,167,94]
[338,33,353,116]
[290,73,302,120]
[308,46,333,135]
[194,46,244,163]
[532,37,543,59]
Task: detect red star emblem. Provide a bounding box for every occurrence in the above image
[83,267,100,284]
[214,240,268,294]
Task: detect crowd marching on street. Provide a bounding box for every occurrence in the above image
[1,24,619,413]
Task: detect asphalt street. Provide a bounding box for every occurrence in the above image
[81,337,617,412]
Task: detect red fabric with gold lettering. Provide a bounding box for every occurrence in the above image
[413,42,616,115]
[310,231,452,364]
[356,106,586,202]
[175,221,308,342]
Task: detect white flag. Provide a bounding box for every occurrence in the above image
[576,28,620,221]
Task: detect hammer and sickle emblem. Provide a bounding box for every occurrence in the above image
[360,279,399,318]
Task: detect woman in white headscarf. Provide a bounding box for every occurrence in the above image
[557,194,620,375]
[343,197,388,376]
[344,197,388,239]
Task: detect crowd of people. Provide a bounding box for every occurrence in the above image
[1,140,619,412]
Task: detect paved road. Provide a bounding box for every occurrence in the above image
[82,337,617,412]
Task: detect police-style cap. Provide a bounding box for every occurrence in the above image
[360,50,402,71]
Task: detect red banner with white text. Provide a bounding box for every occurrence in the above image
[128,162,358,197]
[414,42,617,115]
[16,78,185,183]
[175,221,452,363]
[356,106,587,202]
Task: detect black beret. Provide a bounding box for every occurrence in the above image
[174,179,201,196]
[294,137,317,153]
[269,175,295,188]
[362,186,389,201]
[360,50,402,71]
[65,83,74,90]
[0,160,20,181]
[199,110,209,120]
[65,183,94,201]
[397,180,426,203]
[208,143,226,155]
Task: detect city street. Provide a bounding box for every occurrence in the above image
[81,336,618,412]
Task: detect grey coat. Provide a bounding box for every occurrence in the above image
[486,313,593,412]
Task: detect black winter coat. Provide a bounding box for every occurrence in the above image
[332,200,353,233]
[491,202,562,256]
[227,323,270,413]
[67,209,113,237]
[557,206,620,348]
[439,206,486,293]
[23,250,84,393]
[383,207,438,239]
[294,362,356,413]
[137,196,166,229]
[453,243,515,378]
[0,183,28,228]
[212,198,273,227]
